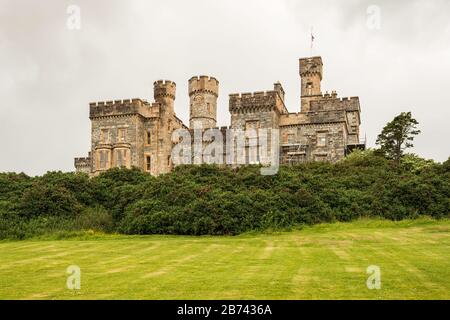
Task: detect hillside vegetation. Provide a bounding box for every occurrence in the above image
[0,151,449,239]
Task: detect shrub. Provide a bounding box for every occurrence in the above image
[0,152,449,238]
[75,207,114,233]
[17,182,83,219]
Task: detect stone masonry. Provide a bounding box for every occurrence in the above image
[75,56,364,175]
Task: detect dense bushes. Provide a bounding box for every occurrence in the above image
[0,151,449,239]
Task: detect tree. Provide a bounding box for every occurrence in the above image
[376,112,421,165]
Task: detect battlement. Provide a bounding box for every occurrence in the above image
[154,80,176,86]
[229,90,279,100]
[154,80,176,100]
[74,156,90,163]
[89,98,153,119]
[299,56,323,80]
[309,94,360,112]
[89,98,149,108]
[229,90,288,114]
[74,156,91,167]
[188,75,219,83]
[188,75,219,97]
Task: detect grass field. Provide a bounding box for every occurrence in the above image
[0,218,449,300]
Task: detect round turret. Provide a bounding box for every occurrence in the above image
[153,80,176,113]
[154,80,176,100]
[188,76,219,129]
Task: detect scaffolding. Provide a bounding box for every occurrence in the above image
[281,143,309,165]
[346,136,367,155]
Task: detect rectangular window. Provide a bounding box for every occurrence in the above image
[116,149,127,167]
[100,151,106,169]
[317,133,327,147]
[100,129,109,144]
[118,128,126,143]
[98,150,109,170]
[146,129,151,145]
[117,150,123,167]
[146,156,151,172]
[306,82,313,95]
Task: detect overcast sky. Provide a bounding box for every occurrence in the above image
[1,0,449,175]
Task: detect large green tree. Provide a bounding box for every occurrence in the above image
[376,112,421,165]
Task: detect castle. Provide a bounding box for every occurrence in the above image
[74,56,364,176]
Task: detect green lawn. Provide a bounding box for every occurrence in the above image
[0,218,449,300]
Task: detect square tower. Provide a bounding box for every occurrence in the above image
[299,56,323,112]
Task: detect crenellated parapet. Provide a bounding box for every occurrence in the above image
[153,80,176,116]
[89,98,155,119]
[89,98,166,119]
[229,90,288,115]
[74,156,91,174]
[299,56,323,80]
[309,95,360,112]
[154,80,176,100]
[189,76,219,97]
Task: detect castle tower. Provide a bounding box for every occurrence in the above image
[153,80,176,175]
[299,56,323,112]
[154,80,176,114]
[188,76,219,129]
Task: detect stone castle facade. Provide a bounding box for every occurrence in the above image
[75,56,364,176]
